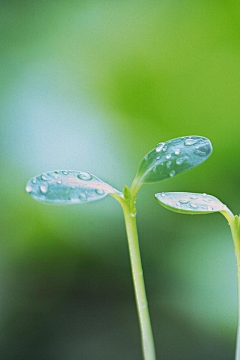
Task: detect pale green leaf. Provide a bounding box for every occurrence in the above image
[134,136,212,185]
[155,192,228,215]
[26,170,121,204]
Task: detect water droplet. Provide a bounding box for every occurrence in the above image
[40,185,48,194]
[54,171,59,174]
[185,138,199,146]
[166,154,171,160]
[190,195,198,199]
[57,180,62,184]
[176,156,188,165]
[176,202,181,207]
[41,174,48,181]
[166,161,172,168]
[131,210,137,217]
[26,184,32,193]
[32,178,37,184]
[144,155,148,161]
[156,156,160,160]
[203,193,207,197]
[179,199,190,204]
[79,193,87,201]
[62,171,68,175]
[95,189,105,195]
[174,149,180,155]
[156,142,165,152]
[162,145,167,152]
[194,149,207,156]
[77,172,93,181]
[207,206,213,211]
[189,202,198,209]
[161,193,165,197]
[169,170,176,177]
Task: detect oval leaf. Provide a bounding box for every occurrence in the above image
[26,170,121,204]
[155,192,228,215]
[134,136,212,185]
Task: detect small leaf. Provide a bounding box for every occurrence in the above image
[25,170,121,204]
[134,136,212,185]
[155,192,228,215]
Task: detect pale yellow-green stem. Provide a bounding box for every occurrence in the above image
[113,190,156,360]
[222,210,240,360]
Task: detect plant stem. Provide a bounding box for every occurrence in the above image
[229,215,240,360]
[121,199,156,360]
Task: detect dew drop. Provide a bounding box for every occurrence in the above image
[156,156,160,160]
[161,193,165,197]
[189,202,198,209]
[207,206,213,211]
[194,149,207,156]
[166,161,172,169]
[40,185,48,194]
[162,145,168,152]
[32,178,37,184]
[179,199,190,204]
[62,171,68,175]
[190,195,198,199]
[185,138,199,146]
[95,189,105,195]
[54,171,59,174]
[79,193,87,201]
[176,201,181,207]
[77,172,93,181]
[41,174,48,181]
[176,156,188,165]
[166,154,171,160]
[169,170,176,177]
[156,142,165,152]
[131,210,137,217]
[144,155,148,161]
[203,193,207,197]
[57,180,62,184]
[174,149,180,155]
[26,184,32,193]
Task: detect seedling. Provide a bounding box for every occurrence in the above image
[155,191,240,360]
[26,136,212,360]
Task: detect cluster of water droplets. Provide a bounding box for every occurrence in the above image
[156,192,226,213]
[25,170,116,204]
[142,136,211,182]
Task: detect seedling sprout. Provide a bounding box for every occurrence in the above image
[26,136,212,360]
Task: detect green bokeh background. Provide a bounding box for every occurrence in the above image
[1,1,240,359]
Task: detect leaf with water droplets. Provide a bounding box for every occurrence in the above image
[134,136,212,185]
[155,192,230,215]
[25,171,121,204]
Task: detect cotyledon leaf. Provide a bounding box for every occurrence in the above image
[25,170,122,204]
[155,192,230,215]
[134,136,212,185]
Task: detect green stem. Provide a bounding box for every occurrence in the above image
[228,215,240,360]
[121,199,156,360]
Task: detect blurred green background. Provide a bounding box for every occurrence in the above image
[1,1,240,359]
